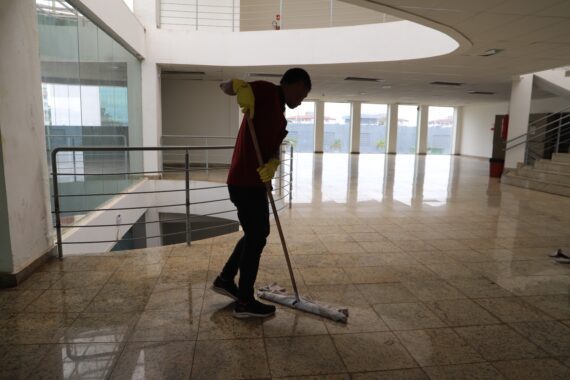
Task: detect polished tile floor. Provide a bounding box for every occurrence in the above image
[2,154,570,379]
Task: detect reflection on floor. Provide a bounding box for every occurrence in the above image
[1,154,569,379]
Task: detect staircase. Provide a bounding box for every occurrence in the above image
[502,153,570,197]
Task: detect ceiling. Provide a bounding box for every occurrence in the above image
[161,0,570,106]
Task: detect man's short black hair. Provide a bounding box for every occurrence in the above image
[281,68,311,92]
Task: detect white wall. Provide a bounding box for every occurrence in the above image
[161,79,240,164]
[530,97,569,113]
[162,79,240,138]
[460,102,508,158]
[0,0,53,273]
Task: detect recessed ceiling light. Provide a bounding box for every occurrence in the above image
[382,85,392,89]
[479,48,504,57]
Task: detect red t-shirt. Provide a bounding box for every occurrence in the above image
[227,81,288,187]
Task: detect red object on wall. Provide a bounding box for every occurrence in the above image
[501,115,509,140]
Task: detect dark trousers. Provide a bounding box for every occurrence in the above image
[221,185,270,302]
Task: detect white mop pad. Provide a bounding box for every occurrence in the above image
[257,283,349,323]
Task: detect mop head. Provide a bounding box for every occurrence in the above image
[257,283,349,323]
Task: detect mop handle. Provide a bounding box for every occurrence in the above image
[245,115,300,301]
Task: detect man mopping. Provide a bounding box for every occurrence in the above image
[212,68,311,318]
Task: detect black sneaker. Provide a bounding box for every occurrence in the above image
[212,276,239,301]
[233,300,276,318]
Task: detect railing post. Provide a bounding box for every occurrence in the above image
[52,149,63,259]
[280,0,283,29]
[556,116,562,153]
[185,149,191,245]
[289,144,293,208]
[232,0,235,31]
[205,137,209,170]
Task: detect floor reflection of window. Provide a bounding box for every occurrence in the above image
[393,155,415,206]
[423,155,451,205]
[322,153,349,203]
[292,153,314,203]
[357,154,385,202]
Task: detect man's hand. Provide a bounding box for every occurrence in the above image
[257,158,280,183]
[232,79,255,118]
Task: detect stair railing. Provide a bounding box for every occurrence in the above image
[505,106,570,166]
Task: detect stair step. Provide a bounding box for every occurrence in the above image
[502,174,570,197]
[517,167,570,185]
[552,153,570,163]
[534,160,570,174]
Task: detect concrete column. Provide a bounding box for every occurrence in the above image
[417,105,429,154]
[505,74,533,169]
[350,101,361,154]
[142,61,162,174]
[314,100,324,153]
[386,103,398,154]
[0,0,54,284]
[452,106,463,155]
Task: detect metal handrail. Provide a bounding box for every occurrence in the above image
[51,143,294,258]
[506,120,570,151]
[506,106,570,145]
[504,108,570,166]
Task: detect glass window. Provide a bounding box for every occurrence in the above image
[285,101,315,153]
[324,102,351,153]
[360,103,388,153]
[37,0,143,224]
[427,106,454,155]
[397,105,418,154]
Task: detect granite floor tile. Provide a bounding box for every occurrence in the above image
[350,368,428,380]
[110,341,195,380]
[474,297,552,323]
[130,310,198,341]
[424,299,500,327]
[454,325,548,361]
[422,363,506,380]
[65,312,138,343]
[373,303,446,331]
[332,332,417,372]
[402,280,465,301]
[492,358,570,380]
[508,320,570,356]
[265,335,345,377]
[395,328,483,366]
[356,283,419,304]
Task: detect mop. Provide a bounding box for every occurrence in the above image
[246,116,349,323]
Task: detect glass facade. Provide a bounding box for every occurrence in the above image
[324,102,351,153]
[397,105,418,154]
[285,101,315,153]
[428,106,454,155]
[360,103,388,153]
[36,0,143,222]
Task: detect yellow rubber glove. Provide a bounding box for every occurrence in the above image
[232,79,255,118]
[257,158,280,183]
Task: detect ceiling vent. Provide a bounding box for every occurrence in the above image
[468,91,495,95]
[249,73,282,78]
[345,76,384,82]
[430,81,463,86]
